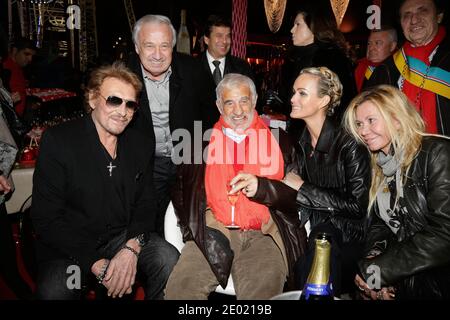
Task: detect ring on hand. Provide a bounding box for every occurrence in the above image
[376,290,383,300]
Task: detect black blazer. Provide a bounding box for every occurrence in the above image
[198,52,253,130]
[127,52,202,149]
[31,116,155,272]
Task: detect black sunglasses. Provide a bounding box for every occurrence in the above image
[99,94,139,111]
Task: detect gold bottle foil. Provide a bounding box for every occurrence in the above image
[306,238,331,286]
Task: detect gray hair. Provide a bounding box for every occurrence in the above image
[371,26,398,44]
[216,73,258,107]
[132,14,177,48]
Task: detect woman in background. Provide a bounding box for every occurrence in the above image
[280,2,356,138]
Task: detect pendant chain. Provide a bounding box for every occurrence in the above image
[101,141,118,177]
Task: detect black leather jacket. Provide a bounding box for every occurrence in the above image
[359,136,450,298]
[172,128,307,290]
[254,118,371,245]
[295,118,371,243]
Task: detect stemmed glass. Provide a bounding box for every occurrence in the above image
[226,181,241,229]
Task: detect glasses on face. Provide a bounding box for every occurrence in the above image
[99,94,139,112]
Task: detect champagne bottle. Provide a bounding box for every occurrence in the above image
[176,9,190,54]
[300,232,333,300]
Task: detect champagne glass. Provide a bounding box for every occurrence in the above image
[226,181,240,229]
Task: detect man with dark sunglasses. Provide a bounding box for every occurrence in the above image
[31,62,179,300]
[98,94,140,112]
[128,14,202,237]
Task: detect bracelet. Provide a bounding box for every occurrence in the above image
[121,245,140,258]
[96,260,110,284]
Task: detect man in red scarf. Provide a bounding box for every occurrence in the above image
[165,73,307,299]
[367,0,450,136]
[355,27,397,92]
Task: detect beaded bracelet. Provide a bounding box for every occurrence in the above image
[96,260,110,284]
[121,245,140,258]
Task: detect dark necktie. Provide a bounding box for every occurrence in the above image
[212,60,222,85]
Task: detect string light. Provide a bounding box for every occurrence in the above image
[22,0,55,4]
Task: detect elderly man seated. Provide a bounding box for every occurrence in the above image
[165,74,307,299]
[32,62,179,300]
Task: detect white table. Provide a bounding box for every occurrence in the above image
[5,167,34,214]
[271,290,341,300]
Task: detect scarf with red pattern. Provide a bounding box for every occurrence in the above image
[354,58,381,93]
[402,26,446,133]
[205,111,284,230]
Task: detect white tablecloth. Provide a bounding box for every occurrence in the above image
[5,167,34,214]
[271,290,341,300]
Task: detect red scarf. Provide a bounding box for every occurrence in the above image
[205,111,284,230]
[402,26,446,134]
[354,58,380,93]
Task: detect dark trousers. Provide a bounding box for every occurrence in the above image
[153,156,177,237]
[0,203,33,299]
[35,231,179,300]
[294,222,363,297]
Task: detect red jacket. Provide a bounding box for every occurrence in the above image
[2,57,27,116]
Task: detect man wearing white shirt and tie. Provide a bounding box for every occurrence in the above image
[198,15,253,131]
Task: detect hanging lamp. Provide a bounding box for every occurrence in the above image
[329,0,350,27]
[264,0,287,33]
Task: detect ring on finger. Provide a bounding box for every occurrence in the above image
[376,290,383,300]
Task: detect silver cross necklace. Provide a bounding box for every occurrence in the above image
[102,141,118,177]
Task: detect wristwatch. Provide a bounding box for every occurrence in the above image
[134,233,147,247]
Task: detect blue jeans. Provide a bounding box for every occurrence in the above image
[36,231,179,300]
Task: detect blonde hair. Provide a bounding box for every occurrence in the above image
[299,66,343,115]
[84,61,142,111]
[343,85,426,210]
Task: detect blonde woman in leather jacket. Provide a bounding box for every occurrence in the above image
[345,85,450,299]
